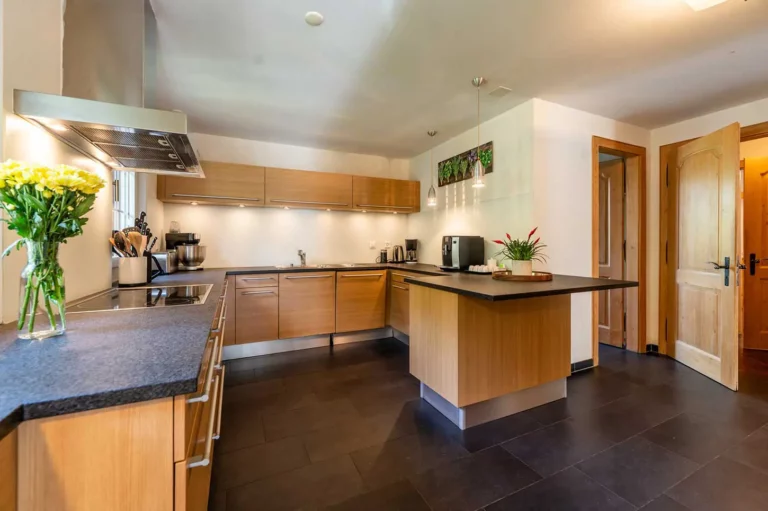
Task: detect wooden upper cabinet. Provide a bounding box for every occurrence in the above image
[352,176,420,213]
[265,168,353,210]
[157,161,265,206]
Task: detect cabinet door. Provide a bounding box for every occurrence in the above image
[352,176,420,213]
[278,272,336,338]
[389,281,410,334]
[158,161,265,206]
[236,287,278,343]
[265,168,352,210]
[0,429,16,511]
[336,271,387,332]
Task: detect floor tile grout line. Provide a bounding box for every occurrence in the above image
[572,464,640,510]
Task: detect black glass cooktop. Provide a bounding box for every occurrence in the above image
[70,285,213,313]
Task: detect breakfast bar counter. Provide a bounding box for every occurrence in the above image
[404,273,637,429]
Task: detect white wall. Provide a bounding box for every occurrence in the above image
[163,134,410,267]
[407,100,536,267]
[1,0,113,323]
[648,96,768,346]
[532,99,650,362]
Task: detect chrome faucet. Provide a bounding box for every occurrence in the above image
[298,249,306,266]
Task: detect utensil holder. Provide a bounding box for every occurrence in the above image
[118,257,148,287]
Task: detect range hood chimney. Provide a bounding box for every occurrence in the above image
[12,0,203,177]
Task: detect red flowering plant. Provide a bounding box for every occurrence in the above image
[493,227,547,262]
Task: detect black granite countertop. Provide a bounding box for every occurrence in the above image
[405,273,638,301]
[0,263,447,440]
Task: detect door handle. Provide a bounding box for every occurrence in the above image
[707,256,731,286]
[750,254,760,276]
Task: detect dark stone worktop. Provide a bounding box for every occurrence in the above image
[405,273,638,301]
[0,263,444,440]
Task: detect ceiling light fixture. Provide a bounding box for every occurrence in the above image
[427,130,438,207]
[239,204,245,208]
[305,11,324,26]
[684,0,728,11]
[471,77,486,189]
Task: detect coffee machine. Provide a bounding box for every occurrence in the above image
[405,239,418,263]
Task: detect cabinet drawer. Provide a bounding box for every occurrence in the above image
[236,287,279,343]
[174,367,224,511]
[278,272,336,338]
[235,274,279,289]
[174,329,223,462]
[336,271,387,333]
[390,271,424,284]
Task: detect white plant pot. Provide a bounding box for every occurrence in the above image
[508,260,533,276]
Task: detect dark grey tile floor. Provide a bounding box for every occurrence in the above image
[209,340,768,511]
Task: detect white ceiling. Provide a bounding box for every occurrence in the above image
[146,0,768,157]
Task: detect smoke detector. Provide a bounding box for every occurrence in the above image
[305,11,324,26]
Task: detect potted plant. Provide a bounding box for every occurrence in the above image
[493,227,547,276]
[0,160,105,339]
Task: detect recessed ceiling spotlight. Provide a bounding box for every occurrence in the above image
[685,0,728,11]
[239,204,245,208]
[190,201,198,206]
[284,206,290,210]
[305,11,324,26]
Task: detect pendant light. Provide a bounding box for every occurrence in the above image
[471,77,486,188]
[427,130,438,207]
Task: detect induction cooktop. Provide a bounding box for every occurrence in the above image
[70,284,213,313]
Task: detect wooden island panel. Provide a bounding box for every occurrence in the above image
[409,285,571,408]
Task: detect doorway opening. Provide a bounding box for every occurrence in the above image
[658,121,768,391]
[591,137,647,365]
[598,153,627,349]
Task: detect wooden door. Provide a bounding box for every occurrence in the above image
[598,159,625,348]
[673,123,740,390]
[278,272,335,338]
[158,161,265,206]
[235,287,278,343]
[265,168,353,210]
[743,157,768,350]
[335,271,387,332]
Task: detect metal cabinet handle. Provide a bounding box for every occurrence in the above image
[213,366,225,440]
[241,290,276,295]
[392,284,409,291]
[171,193,261,201]
[341,273,383,278]
[187,335,220,404]
[284,275,331,279]
[211,302,226,333]
[391,273,412,278]
[270,199,348,206]
[241,277,275,281]
[187,372,220,468]
[356,204,413,209]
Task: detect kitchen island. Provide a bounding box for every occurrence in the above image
[405,273,637,429]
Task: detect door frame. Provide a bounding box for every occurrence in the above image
[658,121,768,356]
[592,137,647,364]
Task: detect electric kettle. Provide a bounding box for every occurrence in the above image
[392,245,405,263]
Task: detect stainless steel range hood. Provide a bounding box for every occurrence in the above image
[13,90,204,177]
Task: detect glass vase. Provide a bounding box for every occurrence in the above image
[18,240,66,340]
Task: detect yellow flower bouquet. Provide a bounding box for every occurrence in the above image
[0,160,105,339]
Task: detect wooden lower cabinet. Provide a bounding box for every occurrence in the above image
[236,286,278,343]
[279,272,336,338]
[0,429,17,511]
[389,281,410,334]
[336,270,387,332]
[15,284,228,511]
